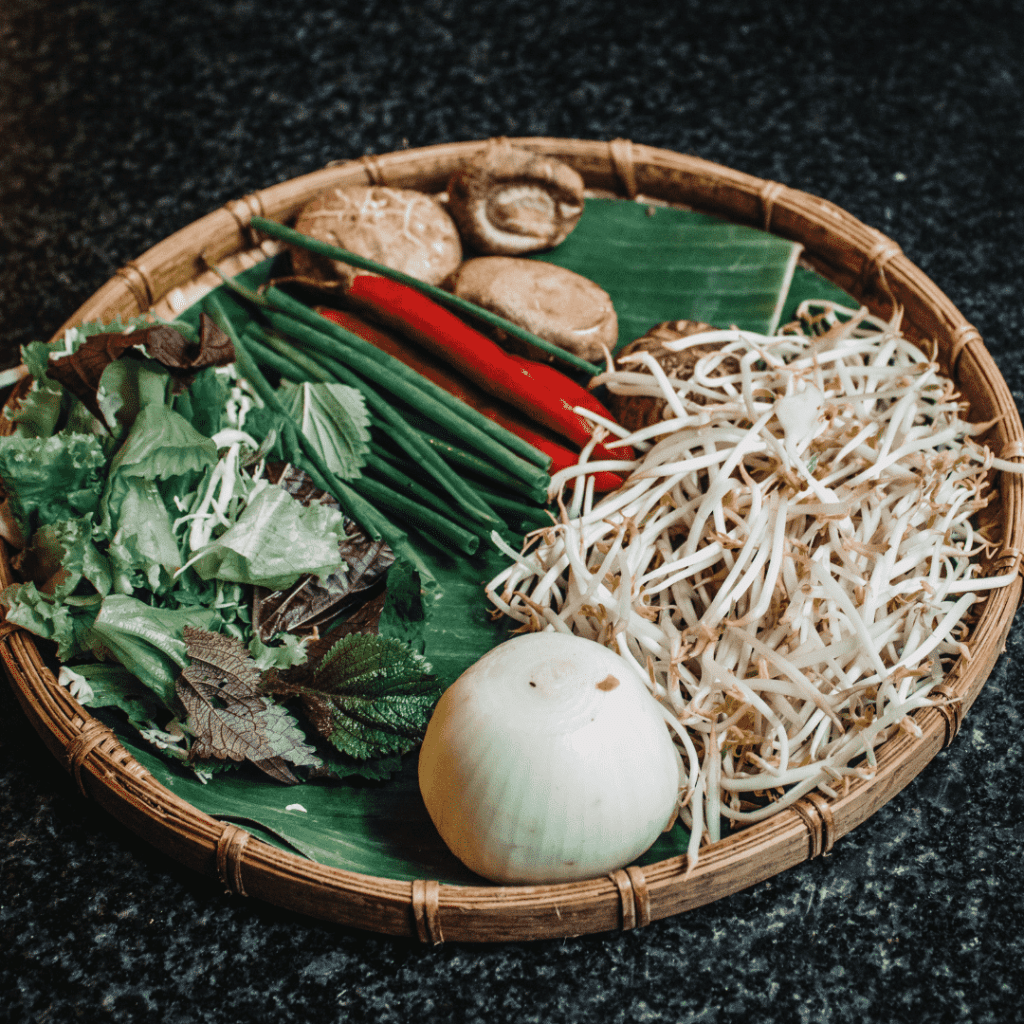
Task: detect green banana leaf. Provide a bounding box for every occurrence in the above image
[121,735,485,884]
[530,197,804,349]
[108,197,856,885]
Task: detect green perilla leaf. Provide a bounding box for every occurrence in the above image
[273,633,441,762]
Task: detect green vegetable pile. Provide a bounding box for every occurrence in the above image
[0,303,512,785]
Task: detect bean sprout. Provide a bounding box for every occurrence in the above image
[486,302,1020,870]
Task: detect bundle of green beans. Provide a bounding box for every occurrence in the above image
[203,281,552,557]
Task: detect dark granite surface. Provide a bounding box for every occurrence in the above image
[2,1,1024,1021]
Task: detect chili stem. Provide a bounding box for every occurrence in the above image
[249,216,603,376]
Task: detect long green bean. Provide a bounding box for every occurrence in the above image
[239,326,325,384]
[249,323,502,531]
[352,475,480,557]
[473,484,554,529]
[260,306,551,494]
[424,436,549,504]
[365,447,477,529]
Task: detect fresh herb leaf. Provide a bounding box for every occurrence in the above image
[177,626,319,783]
[272,633,441,761]
[378,558,427,654]
[279,380,371,481]
[144,313,235,372]
[46,315,235,428]
[45,328,141,422]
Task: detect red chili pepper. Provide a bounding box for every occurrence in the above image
[521,434,626,493]
[342,275,630,464]
[319,305,625,493]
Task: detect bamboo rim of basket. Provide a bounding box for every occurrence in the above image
[2,137,1022,945]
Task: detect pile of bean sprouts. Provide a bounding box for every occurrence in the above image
[486,302,1020,870]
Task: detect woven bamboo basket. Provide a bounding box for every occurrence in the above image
[3,137,1022,944]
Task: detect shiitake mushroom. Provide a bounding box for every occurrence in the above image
[446,140,585,256]
[291,185,463,288]
[447,256,618,363]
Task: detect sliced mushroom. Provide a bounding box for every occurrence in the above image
[446,140,585,256]
[448,256,618,363]
[608,320,739,431]
[291,185,462,288]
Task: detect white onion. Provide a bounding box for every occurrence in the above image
[418,633,682,883]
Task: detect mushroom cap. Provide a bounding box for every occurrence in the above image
[291,185,462,287]
[448,255,618,362]
[446,140,585,256]
[608,320,732,431]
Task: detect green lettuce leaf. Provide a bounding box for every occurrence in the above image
[31,517,113,597]
[86,595,220,707]
[107,476,183,579]
[64,662,167,727]
[248,631,311,672]
[0,432,108,536]
[5,376,63,438]
[0,581,97,661]
[102,402,218,533]
[187,482,349,590]
[172,367,231,438]
[95,354,171,438]
[22,339,63,382]
[108,402,218,481]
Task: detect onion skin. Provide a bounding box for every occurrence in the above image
[418,633,680,884]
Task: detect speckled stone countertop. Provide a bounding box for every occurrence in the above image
[2,1,1024,1021]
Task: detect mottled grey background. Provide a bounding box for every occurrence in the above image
[2,1,1023,1022]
